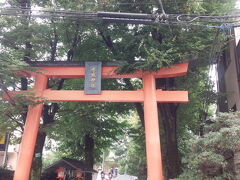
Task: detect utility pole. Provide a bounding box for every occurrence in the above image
[2,134,10,168]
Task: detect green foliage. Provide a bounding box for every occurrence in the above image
[0,52,39,134]
[45,101,130,162]
[177,69,217,134]
[42,151,63,169]
[113,112,147,180]
[0,52,27,88]
[176,112,240,180]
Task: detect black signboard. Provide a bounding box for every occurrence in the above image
[84,62,102,94]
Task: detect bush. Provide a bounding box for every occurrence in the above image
[175,112,240,180]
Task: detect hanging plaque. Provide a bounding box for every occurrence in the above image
[84,62,102,94]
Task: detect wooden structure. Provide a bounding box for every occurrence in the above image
[4,62,188,180]
[42,158,95,180]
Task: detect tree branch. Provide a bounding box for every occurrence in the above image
[98,30,145,127]
[124,79,145,127]
[6,113,24,132]
[98,29,116,56]
[67,23,81,61]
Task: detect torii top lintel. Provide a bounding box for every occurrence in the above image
[19,61,188,79]
[5,61,189,103]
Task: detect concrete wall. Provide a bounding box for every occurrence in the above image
[0,152,18,170]
[224,30,240,110]
[0,144,19,170]
[218,28,240,111]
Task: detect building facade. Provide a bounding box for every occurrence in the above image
[217,28,240,112]
[0,144,19,170]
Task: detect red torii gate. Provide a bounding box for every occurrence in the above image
[5,62,188,180]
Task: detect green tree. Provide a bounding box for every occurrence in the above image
[113,112,147,180]
[175,112,240,180]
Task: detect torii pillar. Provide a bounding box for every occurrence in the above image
[143,73,163,179]
[4,62,188,180]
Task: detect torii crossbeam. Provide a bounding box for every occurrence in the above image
[4,62,188,180]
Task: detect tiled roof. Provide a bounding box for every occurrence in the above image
[44,158,97,173]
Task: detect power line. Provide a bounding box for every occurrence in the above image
[0,0,231,7]
[2,7,240,19]
[0,8,240,28]
[156,0,166,15]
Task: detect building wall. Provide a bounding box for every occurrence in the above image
[0,144,19,170]
[225,32,240,110]
[217,28,240,111]
[0,152,18,170]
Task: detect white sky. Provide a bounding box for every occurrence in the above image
[236,1,240,9]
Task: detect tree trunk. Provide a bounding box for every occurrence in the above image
[124,79,145,127]
[158,103,182,179]
[84,134,94,180]
[21,77,28,124]
[156,79,182,179]
[234,150,240,180]
[30,131,46,180]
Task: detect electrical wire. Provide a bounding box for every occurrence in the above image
[0,0,230,7]
[177,14,240,22]
[2,7,240,20]
[1,7,240,29]
[156,0,166,15]
[0,2,202,8]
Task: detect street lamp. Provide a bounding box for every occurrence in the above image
[75,169,83,180]
[56,168,65,180]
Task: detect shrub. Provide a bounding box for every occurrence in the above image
[175,112,240,180]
